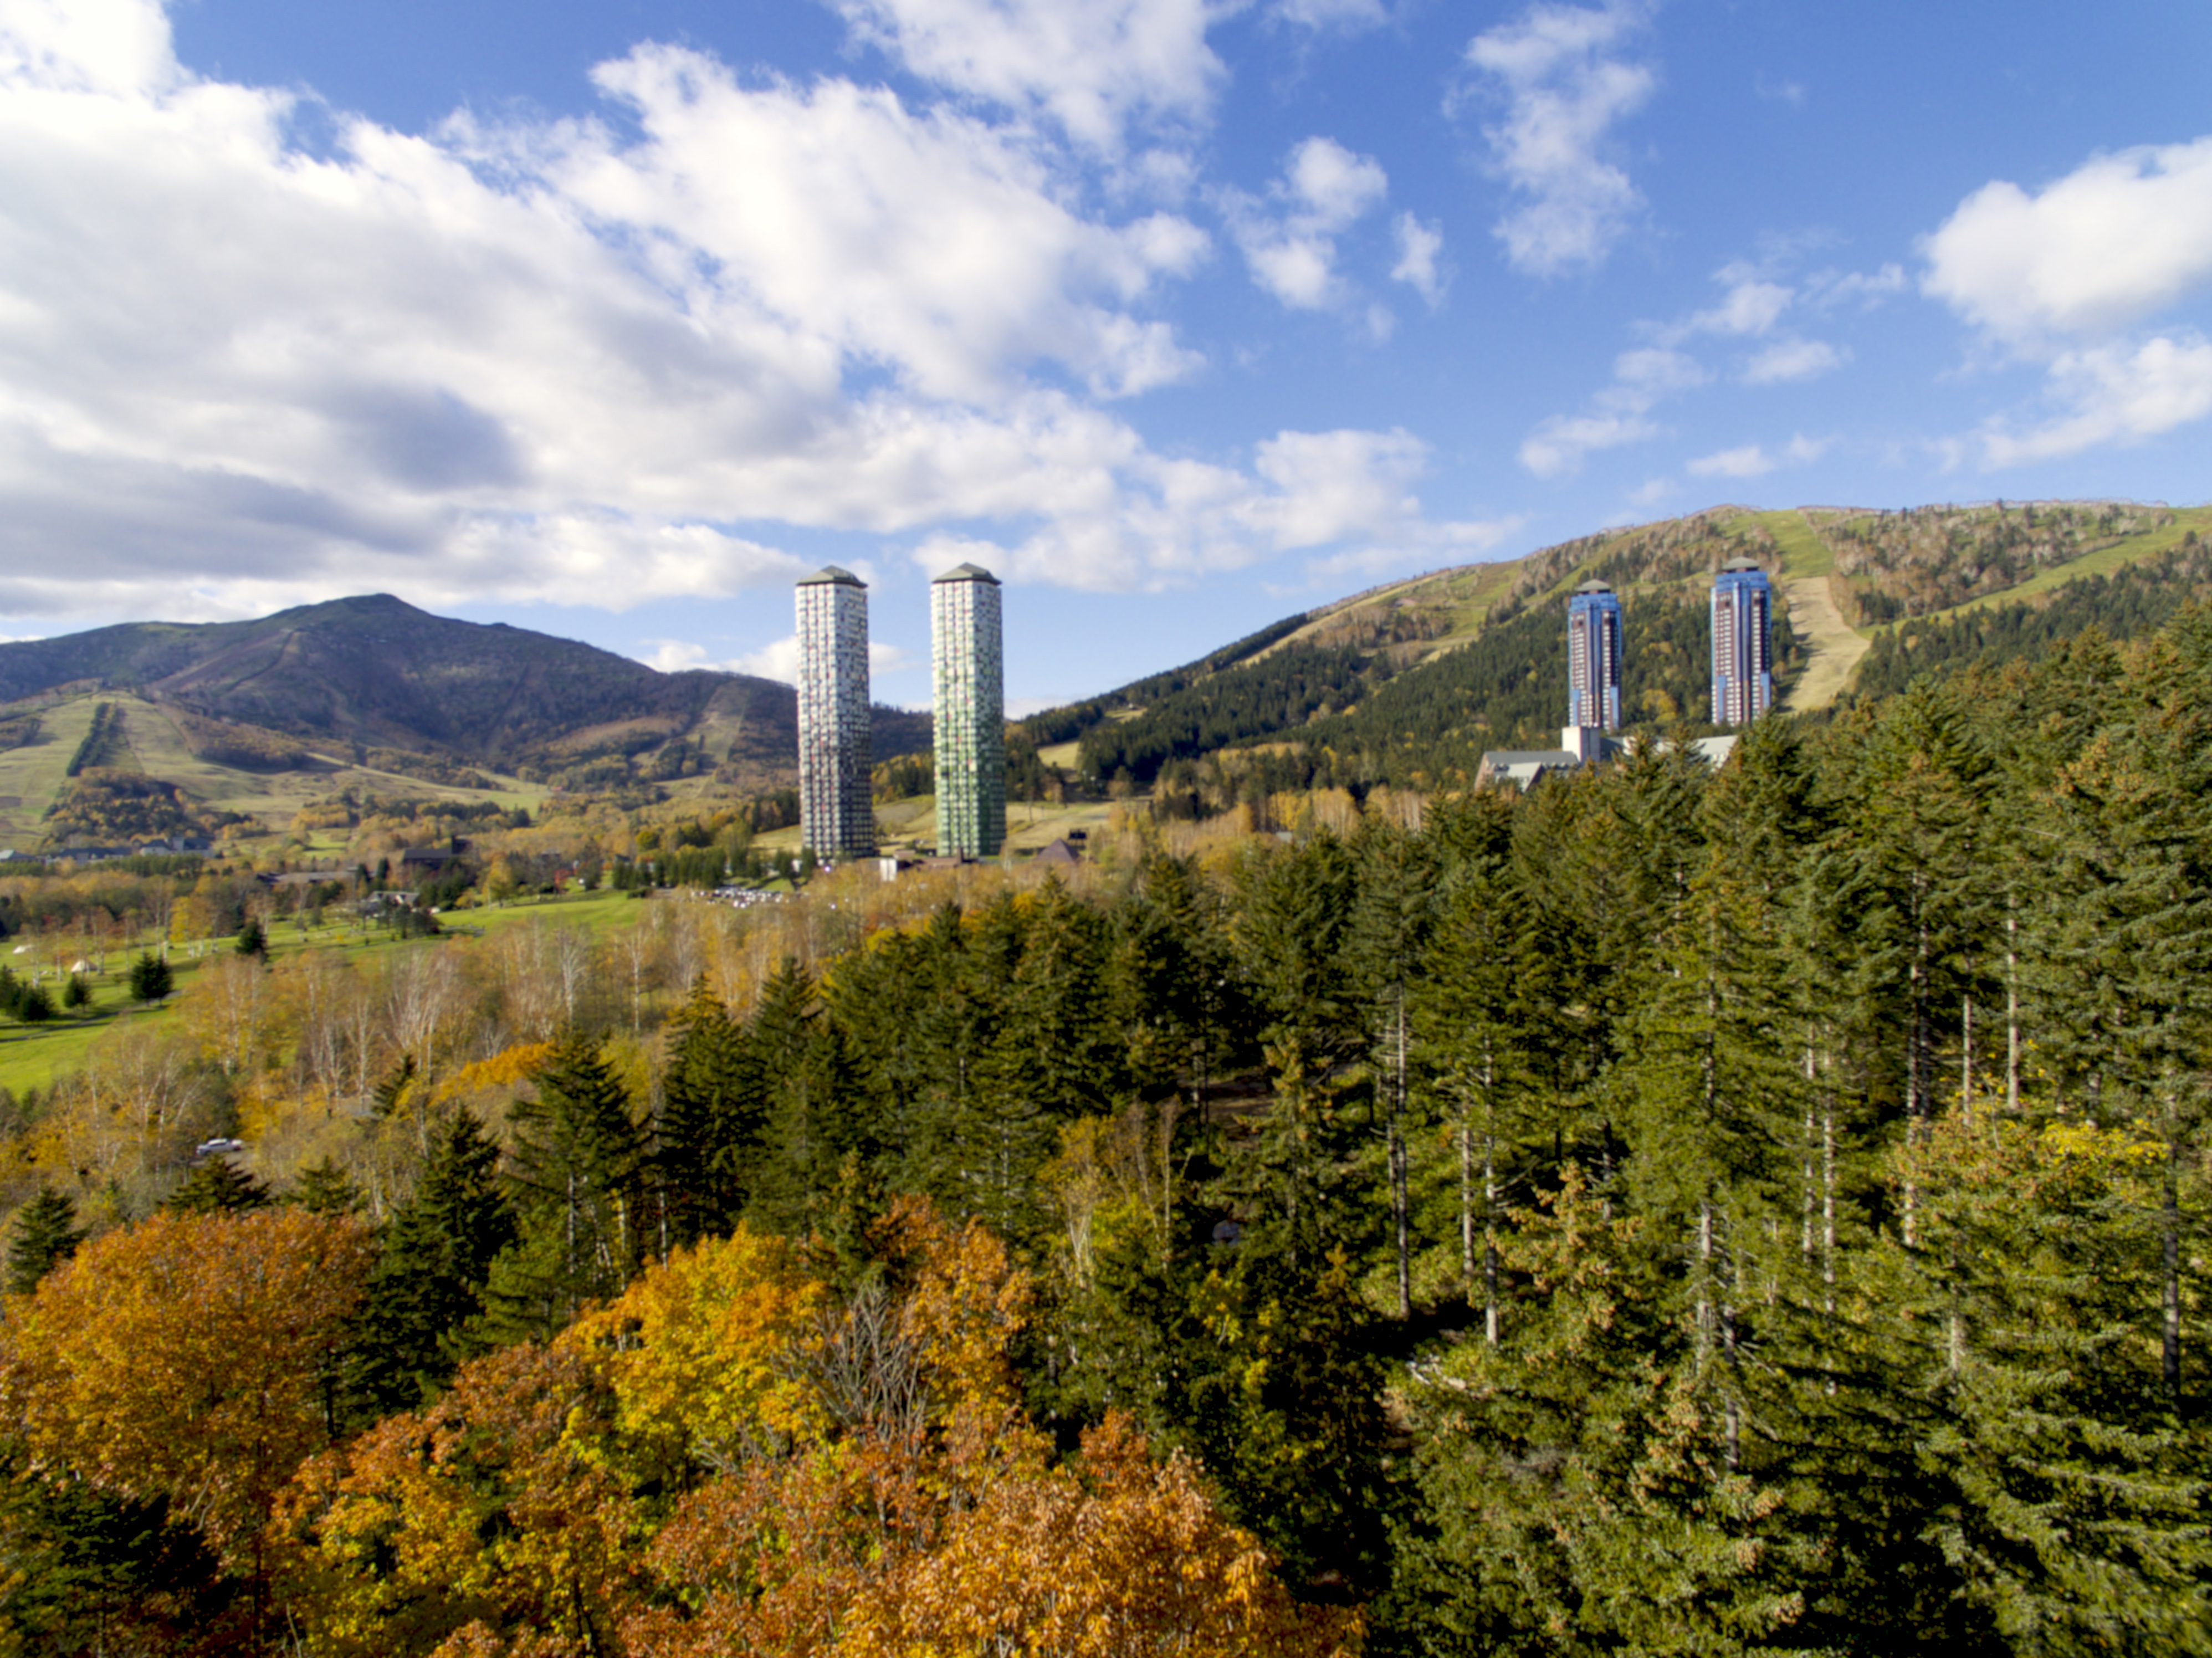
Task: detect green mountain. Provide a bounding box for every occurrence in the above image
[0,594,926,778]
[0,595,931,848]
[1023,499,2212,797]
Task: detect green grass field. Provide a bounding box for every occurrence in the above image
[0,888,651,1096]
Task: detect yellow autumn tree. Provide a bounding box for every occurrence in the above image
[561,1225,825,1478]
[279,1342,645,1658]
[0,1208,372,1569]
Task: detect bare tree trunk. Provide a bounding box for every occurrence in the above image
[1801,1044,1817,1268]
[1459,1103,1474,1287]
[1697,1199,1714,1364]
[1390,996,1411,1322]
[1723,1225,1740,1472]
[1904,902,1929,1248]
[1960,995,1974,1122]
[1483,1124,1499,1348]
[2005,905,2020,1112]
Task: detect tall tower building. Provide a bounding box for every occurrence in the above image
[796,566,874,859]
[931,562,1006,858]
[1566,579,1624,737]
[1711,557,1774,727]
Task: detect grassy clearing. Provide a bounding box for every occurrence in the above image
[439,888,644,945]
[0,696,99,848]
[1739,509,1839,579]
[0,953,201,1094]
[1003,799,1118,851]
[0,891,655,1094]
[0,689,554,848]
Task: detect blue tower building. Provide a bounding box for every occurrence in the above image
[1566,579,1624,735]
[1711,557,1774,727]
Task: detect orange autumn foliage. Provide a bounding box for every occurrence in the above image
[0,1207,372,1568]
[875,1191,1032,1420]
[624,1414,1361,1658]
[841,1414,1364,1657]
[272,1196,1355,1658]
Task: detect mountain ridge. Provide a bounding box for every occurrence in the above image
[0,593,930,782]
[1020,498,2212,796]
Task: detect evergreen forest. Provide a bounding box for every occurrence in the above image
[4,606,2212,1655]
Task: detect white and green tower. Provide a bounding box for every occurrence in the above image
[930,562,1005,858]
[797,565,874,859]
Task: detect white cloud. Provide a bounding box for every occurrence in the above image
[639,639,718,673]
[1806,262,1905,309]
[912,423,1515,590]
[1980,335,2212,466]
[1921,139,2212,465]
[1519,411,1657,477]
[1519,346,1705,476]
[0,0,1510,618]
[1744,337,1846,383]
[1685,432,1829,479]
[551,50,1209,404]
[1522,258,1856,477]
[1628,477,1675,505]
[731,636,803,683]
[1250,427,1425,547]
[827,0,1225,151]
[1684,263,1791,337]
[1687,444,1773,479]
[1461,1,1654,276]
[1226,135,1389,309]
[0,1,1509,621]
[1269,0,1390,33]
[0,0,175,96]
[1390,212,1447,305]
[1922,137,2212,342]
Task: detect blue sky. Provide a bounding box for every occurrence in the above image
[2,0,2208,710]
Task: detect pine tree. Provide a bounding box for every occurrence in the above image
[62,973,90,1010]
[6,1185,86,1294]
[1392,1169,1820,1657]
[290,1156,364,1216]
[1897,1111,2212,1651]
[353,1108,518,1408]
[657,976,760,1247]
[749,960,868,1236]
[503,1033,645,1321]
[1834,681,1997,1240]
[1348,818,1440,1319]
[1416,855,1554,1341]
[163,1156,272,1215]
[234,918,267,960]
[127,950,173,1002]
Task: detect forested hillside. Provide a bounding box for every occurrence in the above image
[4,594,2211,1653]
[1027,499,2212,799]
